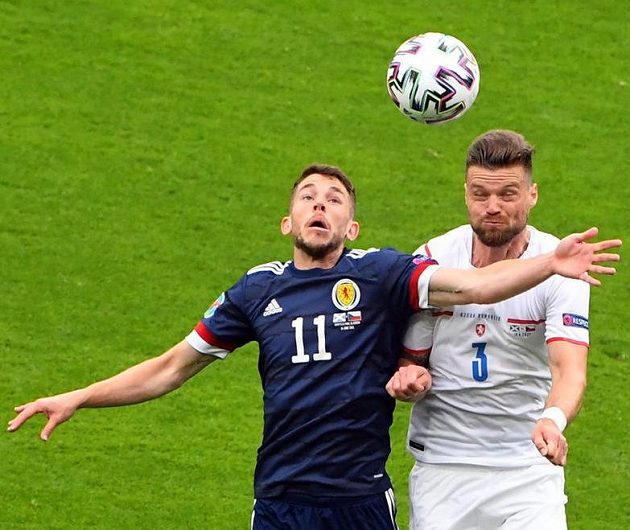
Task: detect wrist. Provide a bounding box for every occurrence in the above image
[538,406,568,432]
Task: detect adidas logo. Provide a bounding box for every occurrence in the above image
[263,298,283,317]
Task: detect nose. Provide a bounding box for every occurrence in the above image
[313,201,326,212]
[485,195,501,215]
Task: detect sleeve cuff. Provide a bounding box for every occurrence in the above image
[185,330,230,359]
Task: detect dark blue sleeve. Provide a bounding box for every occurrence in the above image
[193,275,256,351]
[379,248,438,313]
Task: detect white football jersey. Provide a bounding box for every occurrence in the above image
[405,225,590,466]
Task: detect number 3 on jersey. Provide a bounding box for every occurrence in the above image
[291,315,332,363]
[471,342,488,381]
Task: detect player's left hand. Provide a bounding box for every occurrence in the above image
[532,419,568,466]
[553,227,622,286]
[386,365,432,402]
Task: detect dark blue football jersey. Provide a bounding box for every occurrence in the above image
[188,247,437,499]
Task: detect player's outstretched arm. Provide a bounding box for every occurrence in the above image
[427,227,621,307]
[7,340,216,441]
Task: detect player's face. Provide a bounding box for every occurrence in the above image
[282,174,359,259]
[465,164,538,247]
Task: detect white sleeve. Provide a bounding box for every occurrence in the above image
[403,311,435,354]
[416,264,441,309]
[544,276,590,347]
[413,243,429,256]
[185,330,231,359]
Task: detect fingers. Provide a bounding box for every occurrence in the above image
[590,264,617,275]
[593,240,623,252]
[532,429,548,456]
[532,422,568,466]
[386,366,431,401]
[7,404,38,433]
[545,437,568,466]
[591,252,620,264]
[577,226,598,242]
[8,400,63,442]
[580,273,601,287]
[41,418,60,441]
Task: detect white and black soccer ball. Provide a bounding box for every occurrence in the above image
[386,32,480,125]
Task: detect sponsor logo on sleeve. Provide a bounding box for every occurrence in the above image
[562,313,589,330]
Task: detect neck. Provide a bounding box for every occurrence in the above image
[292,245,345,270]
[471,229,530,268]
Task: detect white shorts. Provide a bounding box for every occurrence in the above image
[409,462,567,530]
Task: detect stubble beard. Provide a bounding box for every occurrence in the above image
[471,219,527,247]
[294,234,343,260]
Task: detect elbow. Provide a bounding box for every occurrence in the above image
[577,374,588,395]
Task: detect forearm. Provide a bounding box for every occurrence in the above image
[72,358,179,409]
[545,372,587,423]
[544,341,588,425]
[71,342,213,410]
[428,252,555,306]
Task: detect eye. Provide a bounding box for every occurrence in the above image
[329,196,342,204]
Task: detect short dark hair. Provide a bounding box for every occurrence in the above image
[291,163,357,213]
[466,130,535,180]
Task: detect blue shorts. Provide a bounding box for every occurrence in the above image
[252,489,398,530]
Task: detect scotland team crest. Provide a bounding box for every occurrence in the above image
[332,279,361,310]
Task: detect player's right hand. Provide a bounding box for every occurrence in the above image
[7,394,79,441]
[553,227,622,286]
[532,419,568,466]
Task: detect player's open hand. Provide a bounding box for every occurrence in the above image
[532,419,568,466]
[553,227,622,286]
[7,393,80,441]
[386,365,432,402]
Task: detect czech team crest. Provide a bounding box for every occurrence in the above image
[332,279,361,311]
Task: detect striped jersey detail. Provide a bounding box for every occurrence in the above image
[346,247,380,259]
[247,261,290,276]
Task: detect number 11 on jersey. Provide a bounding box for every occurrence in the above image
[291,315,332,364]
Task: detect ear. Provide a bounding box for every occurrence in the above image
[464,181,470,207]
[346,220,360,241]
[529,183,538,208]
[280,216,292,235]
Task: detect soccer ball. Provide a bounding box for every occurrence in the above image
[386,32,480,125]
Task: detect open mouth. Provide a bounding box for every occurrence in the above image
[307,216,330,231]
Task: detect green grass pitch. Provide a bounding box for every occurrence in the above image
[1,1,628,528]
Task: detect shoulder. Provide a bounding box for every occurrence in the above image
[526,226,561,254]
[345,247,382,260]
[246,260,291,277]
[417,225,472,259]
[342,247,406,272]
[342,247,430,278]
[527,227,590,298]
